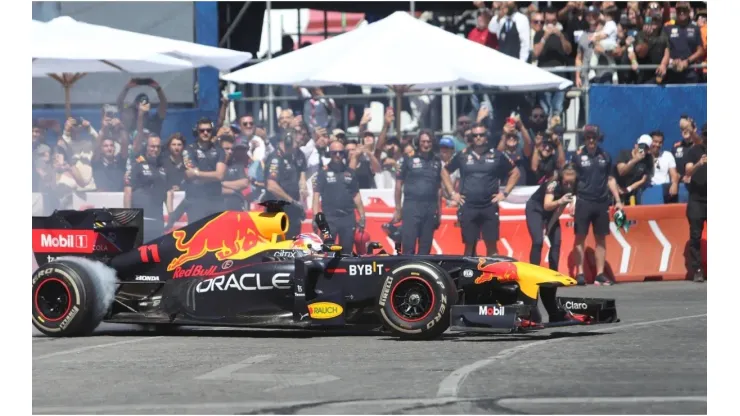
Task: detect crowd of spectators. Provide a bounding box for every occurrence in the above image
[31,2,707,237]
[450,1,707,129]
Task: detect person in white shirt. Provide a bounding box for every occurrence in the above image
[488,1,531,62]
[648,130,680,203]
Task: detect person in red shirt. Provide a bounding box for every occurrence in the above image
[468,8,498,50]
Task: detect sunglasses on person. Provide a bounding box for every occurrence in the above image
[329,150,345,157]
[199,128,212,133]
[532,19,543,24]
[472,133,486,138]
[241,121,254,127]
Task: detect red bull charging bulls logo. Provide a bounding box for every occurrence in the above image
[474,258,519,284]
[167,212,287,272]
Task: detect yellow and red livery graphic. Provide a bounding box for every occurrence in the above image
[307,302,343,320]
[167,211,289,272]
[474,259,519,284]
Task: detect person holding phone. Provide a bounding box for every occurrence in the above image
[116,78,168,137]
[525,163,577,271]
[614,135,654,205]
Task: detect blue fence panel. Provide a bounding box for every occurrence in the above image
[588,84,707,159]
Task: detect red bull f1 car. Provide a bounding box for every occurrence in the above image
[31,202,618,340]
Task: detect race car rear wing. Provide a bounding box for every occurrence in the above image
[32,208,144,268]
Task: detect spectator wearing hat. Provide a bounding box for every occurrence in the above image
[116,78,168,137]
[572,124,624,286]
[644,130,680,204]
[662,2,704,84]
[614,134,654,205]
[530,129,566,185]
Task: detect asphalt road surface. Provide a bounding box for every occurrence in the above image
[32,281,707,415]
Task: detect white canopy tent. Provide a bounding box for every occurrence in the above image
[221,11,571,91]
[221,11,571,134]
[33,17,253,116]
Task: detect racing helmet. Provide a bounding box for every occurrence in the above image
[291,233,324,254]
[614,209,629,232]
[354,228,371,255]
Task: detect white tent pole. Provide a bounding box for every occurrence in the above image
[410,1,415,15]
[267,0,274,137]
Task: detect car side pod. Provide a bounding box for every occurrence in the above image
[551,296,619,326]
[449,304,535,333]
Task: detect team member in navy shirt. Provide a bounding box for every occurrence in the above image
[572,125,623,286]
[525,163,577,272]
[394,130,453,255]
[444,123,520,256]
[182,118,227,224]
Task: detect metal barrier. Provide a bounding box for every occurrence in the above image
[224,62,706,139]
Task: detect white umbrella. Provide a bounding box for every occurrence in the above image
[33,19,197,116]
[221,11,571,91]
[44,16,252,71]
[33,20,195,77]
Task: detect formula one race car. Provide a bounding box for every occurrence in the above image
[31,202,618,340]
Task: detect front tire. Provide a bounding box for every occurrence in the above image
[376,261,457,340]
[32,260,108,337]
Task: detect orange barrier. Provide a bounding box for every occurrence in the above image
[293,200,706,284]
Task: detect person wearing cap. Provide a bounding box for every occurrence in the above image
[219,136,250,211]
[312,140,365,255]
[526,163,578,272]
[683,123,707,282]
[393,130,453,255]
[530,129,566,185]
[181,118,227,225]
[438,137,460,207]
[614,134,654,205]
[644,130,680,204]
[572,124,624,286]
[264,129,308,239]
[662,2,704,84]
[330,128,347,144]
[445,123,520,257]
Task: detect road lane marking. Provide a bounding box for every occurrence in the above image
[437,314,707,398]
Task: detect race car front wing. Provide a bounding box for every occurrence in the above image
[449,296,618,333]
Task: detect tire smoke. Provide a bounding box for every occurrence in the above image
[58,256,117,324]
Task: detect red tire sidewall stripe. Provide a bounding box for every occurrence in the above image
[389,276,436,323]
[34,277,73,322]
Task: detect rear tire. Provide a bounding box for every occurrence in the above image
[376,261,457,340]
[32,260,108,337]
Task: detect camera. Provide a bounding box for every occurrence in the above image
[638,143,649,153]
